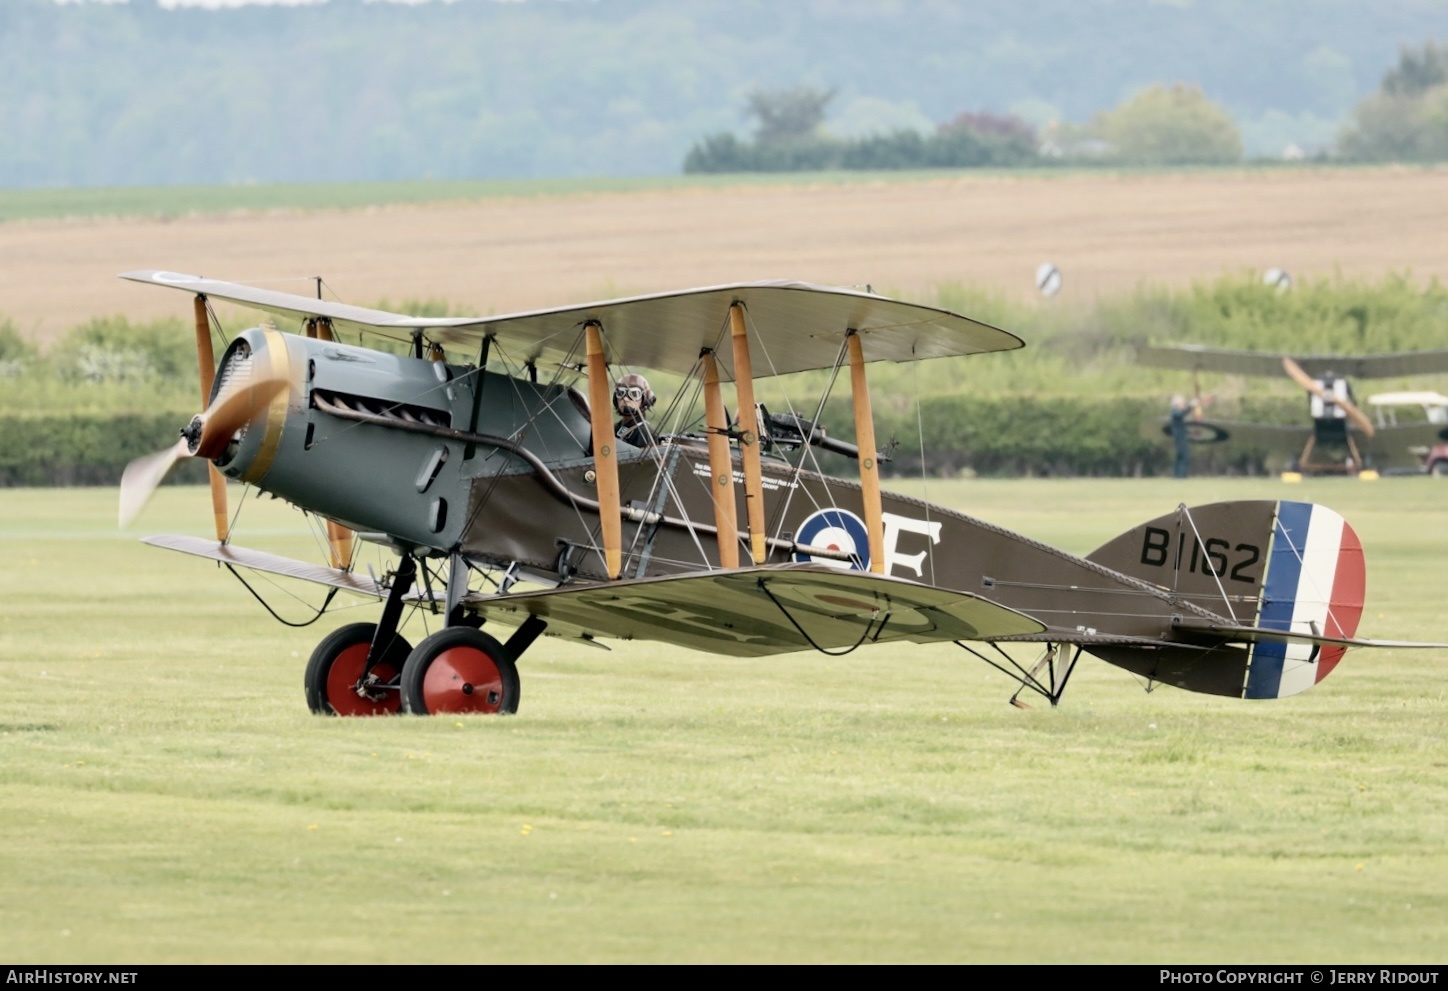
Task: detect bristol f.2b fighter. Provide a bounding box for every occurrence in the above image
[1139,344,1448,475]
[120,272,1438,716]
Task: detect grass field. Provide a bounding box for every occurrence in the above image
[2,479,1445,963]
[0,167,1263,224]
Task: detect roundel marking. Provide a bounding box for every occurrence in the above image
[793,508,869,571]
[1160,422,1229,444]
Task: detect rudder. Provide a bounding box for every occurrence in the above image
[1085,500,1366,699]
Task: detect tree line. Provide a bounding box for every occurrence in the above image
[3,0,1445,187]
[686,43,1448,173]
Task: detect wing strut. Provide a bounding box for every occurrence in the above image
[701,349,740,568]
[307,318,356,570]
[193,294,230,542]
[847,330,886,574]
[584,321,622,579]
[730,303,768,564]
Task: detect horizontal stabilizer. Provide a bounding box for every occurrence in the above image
[1171,616,1447,650]
[464,563,1046,657]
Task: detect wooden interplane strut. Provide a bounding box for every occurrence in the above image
[730,303,767,564]
[585,322,622,579]
[306,317,357,570]
[701,350,740,568]
[847,331,885,574]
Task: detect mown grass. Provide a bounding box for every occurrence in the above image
[1,479,1445,963]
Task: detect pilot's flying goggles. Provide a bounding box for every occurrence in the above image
[615,386,646,401]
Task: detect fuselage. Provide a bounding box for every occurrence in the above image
[216,327,1217,640]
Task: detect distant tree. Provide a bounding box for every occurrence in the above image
[1338,41,1448,162]
[940,111,1035,145]
[1382,40,1448,97]
[1093,84,1243,165]
[745,86,836,146]
[839,129,927,169]
[936,111,1038,165]
[683,133,750,173]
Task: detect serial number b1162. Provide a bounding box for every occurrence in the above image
[1140,526,1261,584]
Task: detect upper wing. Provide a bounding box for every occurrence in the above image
[120,270,1023,379]
[1137,344,1448,380]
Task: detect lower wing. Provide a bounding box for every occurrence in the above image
[142,535,1045,657]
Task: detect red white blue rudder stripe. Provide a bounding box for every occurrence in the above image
[1244,501,1366,699]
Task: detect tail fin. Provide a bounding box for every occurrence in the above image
[1085,500,1366,699]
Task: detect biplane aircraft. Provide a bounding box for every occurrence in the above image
[1138,344,1448,475]
[119,271,1439,716]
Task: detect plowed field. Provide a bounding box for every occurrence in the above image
[5,166,1447,340]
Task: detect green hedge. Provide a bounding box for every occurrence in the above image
[0,394,1324,486]
[0,411,205,487]
[903,394,1305,477]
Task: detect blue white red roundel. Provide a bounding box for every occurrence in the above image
[792,508,869,571]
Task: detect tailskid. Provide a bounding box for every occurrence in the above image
[955,641,1084,708]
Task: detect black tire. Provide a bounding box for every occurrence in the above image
[400,627,520,716]
[1431,461,1448,477]
[304,622,413,717]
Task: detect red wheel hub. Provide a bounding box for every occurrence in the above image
[422,645,506,714]
[325,643,402,717]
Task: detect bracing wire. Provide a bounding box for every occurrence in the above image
[912,353,937,588]
[224,564,339,627]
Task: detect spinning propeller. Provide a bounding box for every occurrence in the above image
[1281,356,1375,437]
[119,294,288,532]
[118,372,288,529]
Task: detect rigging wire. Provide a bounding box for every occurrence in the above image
[223,564,339,627]
[765,331,852,540]
[912,354,937,588]
[757,580,882,657]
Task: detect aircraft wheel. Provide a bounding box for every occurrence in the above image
[401,627,520,716]
[304,622,413,717]
[1431,461,1448,477]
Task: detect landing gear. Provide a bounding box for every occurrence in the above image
[401,627,521,715]
[304,622,414,717]
[305,553,544,717]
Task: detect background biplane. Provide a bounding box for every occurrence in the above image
[1366,391,1448,476]
[1138,344,1448,475]
[119,271,1439,716]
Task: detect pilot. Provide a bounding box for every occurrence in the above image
[613,373,660,448]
